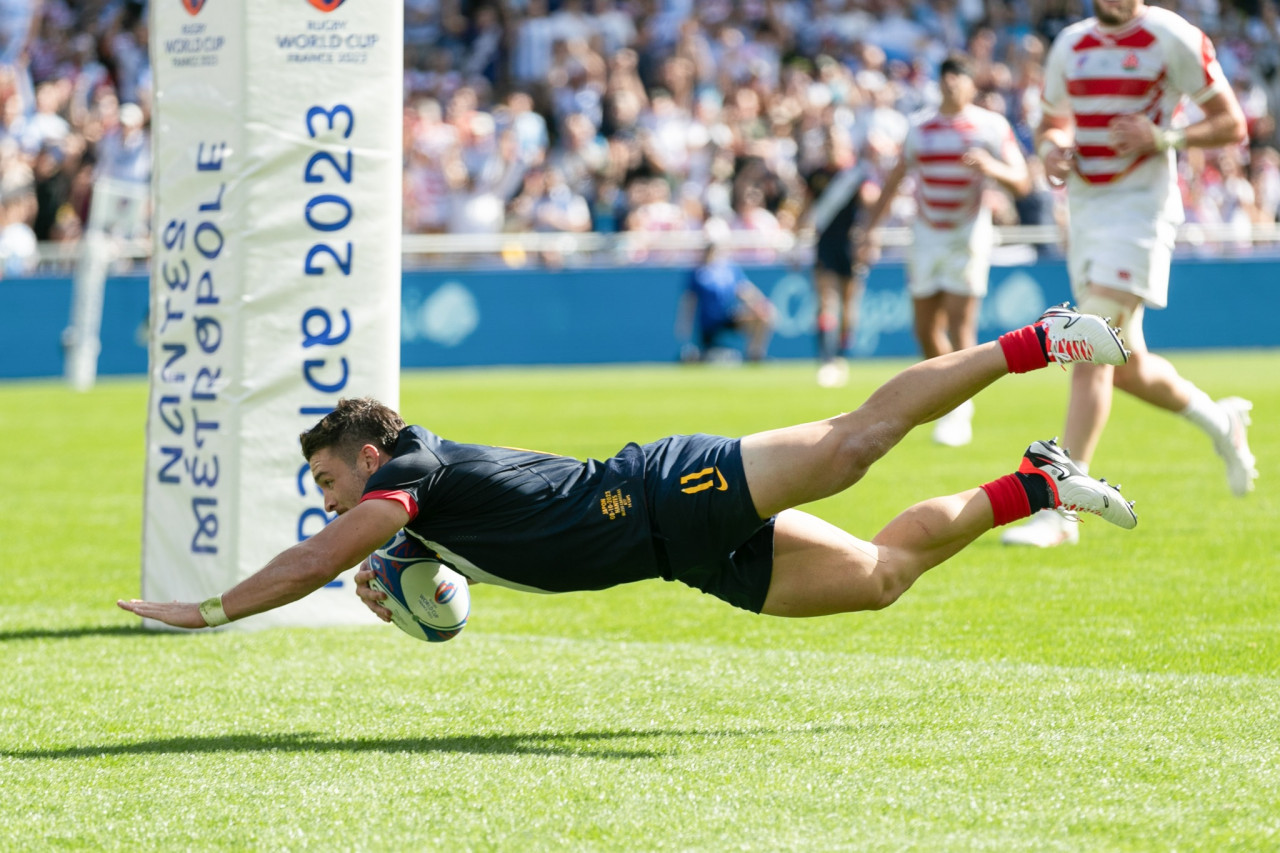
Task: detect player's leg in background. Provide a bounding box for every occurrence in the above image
[739,299,775,363]
[814,267,839,363]
[1100,291,1258,496]
[930,292,982,447]
[836,269,866,358]
[913,292,949,359]
[1061,286,1141,466]
[1003,284,1129,548]
[815,267,851,387]
[943,291,980,352]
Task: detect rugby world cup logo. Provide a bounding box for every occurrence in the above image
[435,580,458,605]
[182,0,206,15]
[308,0,347,10]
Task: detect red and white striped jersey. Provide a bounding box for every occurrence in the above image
[903,104,1024,230]
[1041,5,1230,190]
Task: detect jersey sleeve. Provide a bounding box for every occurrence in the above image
[902,121,920,164]
[993,113,1026,166]
[1163,16,1230,104]
[360,488,419,519]
[1040,32,1073,118]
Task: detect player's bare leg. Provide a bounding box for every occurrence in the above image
[762,436,1137,616]
[744,341,1011,516]
[929,292,981,447]
[815,269,850,387]
[1066,285,1255,495]
[912,293,950,359]
[837,272,865,356]
[745,306,1129,518]
[944,292,980,351]
[742,302,774,362]
[1064,361,1115,465]
[762,495,994,616]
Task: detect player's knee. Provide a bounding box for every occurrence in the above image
[1077,290,1141,346]
[826,421,896,486]
[863,560,910,611]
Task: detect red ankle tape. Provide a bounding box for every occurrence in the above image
[980,473,1033,527]
[999,325,1048,374]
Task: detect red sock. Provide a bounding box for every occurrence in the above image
[998,325,1048,374]
[980,474,1033,527]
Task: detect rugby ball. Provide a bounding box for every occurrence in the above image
[366,531,469,643]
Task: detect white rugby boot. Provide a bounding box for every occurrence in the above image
[1001,439,1136,547]
[932,398,974,447]
[1037,303,1130,367]
[1019,438,1137,529]
[1212,397,1258,497]
[1000,508,1079,547]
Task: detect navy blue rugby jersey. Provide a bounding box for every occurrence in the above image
[360,426,658,593]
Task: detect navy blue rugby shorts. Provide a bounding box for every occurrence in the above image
[815,236,854,278]
[640,433,775,613]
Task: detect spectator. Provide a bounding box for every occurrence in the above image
[94,100,148,185]
[31,137,68,241]
[12,79,69,155]
[2,0,1277,270]
[674,239,775,363]
[0,187,39,276]
[508,163,592,266]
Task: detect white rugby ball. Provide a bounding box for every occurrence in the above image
[367,533,470,643]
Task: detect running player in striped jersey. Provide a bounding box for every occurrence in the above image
[861,53,1031,447]
[1004,0,1258,548]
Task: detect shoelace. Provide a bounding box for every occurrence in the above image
[1048,338,1095,364]
[1058,501,1095,519]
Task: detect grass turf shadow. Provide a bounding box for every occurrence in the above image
[2,726,822,761]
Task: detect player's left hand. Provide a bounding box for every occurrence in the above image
[1107,114,1158,156]
[116,599,207,629]
[353,563,393,623]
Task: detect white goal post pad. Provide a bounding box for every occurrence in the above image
[141,1,403,630]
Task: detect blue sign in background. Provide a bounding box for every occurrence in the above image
[1,256,1274,379]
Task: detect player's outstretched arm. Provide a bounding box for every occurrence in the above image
[117,499,409,629]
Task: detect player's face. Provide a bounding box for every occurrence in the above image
[309,446,370,516]
[1095,0,1140,26]
[940,70,975,108]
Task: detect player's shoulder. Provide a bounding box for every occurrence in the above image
[1141,4,1207,39]
[909,105,940,126]
[965,102,1013,129]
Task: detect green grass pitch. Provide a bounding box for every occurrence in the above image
[2,352,1278,851]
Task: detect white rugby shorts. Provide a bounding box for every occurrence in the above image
[907,214,993,299]
[1067,187,1178,309]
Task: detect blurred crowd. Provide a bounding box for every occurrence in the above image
[2,0,1279,275]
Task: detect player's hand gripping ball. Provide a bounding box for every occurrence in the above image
[366,531,470,642]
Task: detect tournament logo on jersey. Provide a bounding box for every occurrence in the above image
[182,0,206,15]
[307,0,347,10]
[1122,51,1139,71]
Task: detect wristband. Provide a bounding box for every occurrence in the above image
[1153,127,1187,152]
[199,596,229,627]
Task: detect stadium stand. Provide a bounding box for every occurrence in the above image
[2,0,1279,272]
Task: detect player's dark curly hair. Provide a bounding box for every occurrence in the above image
[299,397,406,463]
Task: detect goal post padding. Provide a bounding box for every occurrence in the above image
[141,1,403,629]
